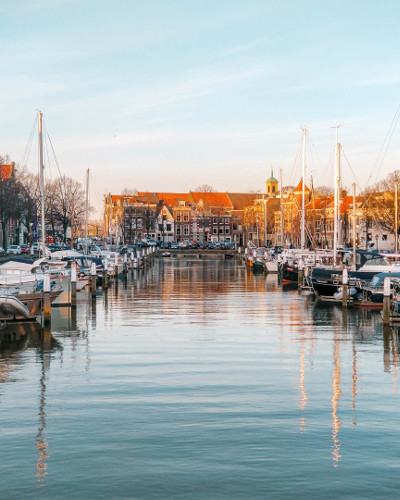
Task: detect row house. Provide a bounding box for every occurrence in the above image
[104,188,272,246]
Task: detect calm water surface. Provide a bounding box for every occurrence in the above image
[1,259,399,499]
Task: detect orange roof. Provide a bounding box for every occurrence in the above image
[189,191,233,208]
[0,163,13,180]
[305,196,333,210]
[137,192,190,206]
[227,193,260,210]
[293,179,310,193]
[340,195,360,214]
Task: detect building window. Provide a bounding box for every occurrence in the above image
[219,228,223,234]
[184,215,189,222]
[176,227,181,235]
[382,234,388,241]
[213,228,217,234]
[184,225,189,235]
[213,217,217,223]
[166,224,171,231]
[225,227,230,234]
[272,186,276,193]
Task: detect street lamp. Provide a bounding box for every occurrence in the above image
[264,198,268,247]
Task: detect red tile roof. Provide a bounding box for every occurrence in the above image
[0,163,13,180]
[189,192,233,208]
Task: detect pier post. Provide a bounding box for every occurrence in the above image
[90,262,97,296]
[342,268,348,309]
[297,259,304,291]
[123,253,128,275]
[71,262,77,308]
[103,268,109,289]
[114,253,119,278]
[383,277,391,325]
[43,273,51,326]
[130,252,134,273]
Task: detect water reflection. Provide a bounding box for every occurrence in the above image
[2,260,400,495]
[0,322,61,482]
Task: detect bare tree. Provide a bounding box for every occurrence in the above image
[316,186,334,195]
[121,187,138,196]
[194,184,215,192]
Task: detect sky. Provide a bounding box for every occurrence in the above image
[1,0,400,215]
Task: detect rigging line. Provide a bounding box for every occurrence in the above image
[365,103,400,190]
[341,148,362,194]
[44,120,69,210]
[43,118,64,181]
[372,108,400,186]
[20,115,38,168]
[43,130,54,184]
[288,134,303,187]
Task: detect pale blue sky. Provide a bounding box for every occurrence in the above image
[1,0,400,212]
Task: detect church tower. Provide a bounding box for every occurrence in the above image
[266,169,278,196]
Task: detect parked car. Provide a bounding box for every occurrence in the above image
[20,244,30,254]
[170,242,179,249]
[7,245,21,255]
[31,242,39,253]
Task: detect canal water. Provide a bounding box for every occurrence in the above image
[1,259,399,499]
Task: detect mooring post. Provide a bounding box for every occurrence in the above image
[383,276,391,325]
[130,252,134,272]
[71,261,77,308]
[114,253,119,278]
[91,262,97,296]
[43,273,51,326]
[297,259,304,291]
[342,268,348,309]
[102,268,109,289]
[123,253,128,275]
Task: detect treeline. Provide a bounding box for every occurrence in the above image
[0,154,86,244]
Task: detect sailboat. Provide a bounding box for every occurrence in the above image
[310,132,400,300]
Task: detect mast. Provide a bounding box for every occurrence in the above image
[333,125,341,263]
[264,197,267,246]
[301,127,307,250]
[38,111,46,252]
[71,194,74,249]
[352,183,356,271]
[395,182,398,254]
[280,168,284,247]
[85,168,89,255]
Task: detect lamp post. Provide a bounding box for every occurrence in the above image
[264,198,268,247]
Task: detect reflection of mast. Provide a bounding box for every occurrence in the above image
[391,329,399,394]
[352,340,358,426]
[299,339,307,431]
[331,330,342,466]
[36,330,51,481]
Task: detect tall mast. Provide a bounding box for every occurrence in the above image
[71,194,74,248]
[352,183,356,271]
[280,168,284,247]
[301,127,307,250]
[85,168,89,255]
[333,125,341,263]
[395,182,398,254]
[38,111,46,251]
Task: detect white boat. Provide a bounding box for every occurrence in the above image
[0,286,62,321]
[0,296,30,319]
